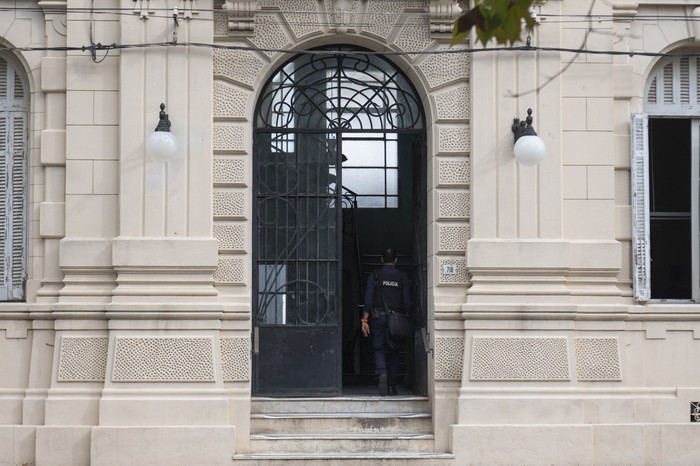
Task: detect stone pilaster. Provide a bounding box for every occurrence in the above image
[35,2,67,302]
[114,0,218,305]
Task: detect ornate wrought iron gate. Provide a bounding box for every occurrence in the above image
[253,47,424,395]
[254,131,343,395]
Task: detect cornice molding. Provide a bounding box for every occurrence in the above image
[37,1,67,11]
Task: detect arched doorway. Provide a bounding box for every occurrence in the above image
[252,46,427,396]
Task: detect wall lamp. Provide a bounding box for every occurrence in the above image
[145,103,178,162]
[512,108,546,166]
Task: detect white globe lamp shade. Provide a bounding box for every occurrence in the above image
[513,134,546,166]
[146,130,178,162]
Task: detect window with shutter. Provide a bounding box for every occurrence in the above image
[0,55,29,301]
[638,54,700,302]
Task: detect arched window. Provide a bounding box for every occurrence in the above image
[633,55,700,301]
[0,54,29,301]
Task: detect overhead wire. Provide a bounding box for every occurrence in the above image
[8,5,700,23]
[5,4,700,59]
[7,40,700,60]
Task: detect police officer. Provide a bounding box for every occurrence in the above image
[361,248,410,396]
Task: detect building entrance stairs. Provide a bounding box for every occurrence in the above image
[231,394,455,465]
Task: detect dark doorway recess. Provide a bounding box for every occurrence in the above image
[252,46,427,396]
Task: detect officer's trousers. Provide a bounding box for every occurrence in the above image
[371,313,401,386]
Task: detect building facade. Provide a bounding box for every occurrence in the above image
[0,0,700,464]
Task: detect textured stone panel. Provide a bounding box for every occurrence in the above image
[435,86,470,121]
[438,126,470,154]
[214,49,265,88]
[438,224,469,253]
[364,1,425,40]
[575,338,622,381]
[438,159,470,186]
[215,258,246,284]
[213,82,250,119]
[471,337,570,381]
[272,0,321,39]
[437,191,469,219]
[393,16,434,55]
[213,191,246,218]
[221,337,250,381]
[213,158,246,185]
[418,51,470,89]
[214,224,245,251]
[249,14,291,57]
[58,337,109,382]
[213,125,245,153]
[112,337,215,382]
[438,258,468,285]
[214,10,229,37]
[435,337,465,380]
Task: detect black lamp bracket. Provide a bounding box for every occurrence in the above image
[512,108,538,143]
[154,103,172,132]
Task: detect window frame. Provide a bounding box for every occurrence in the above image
[632,113,700,303]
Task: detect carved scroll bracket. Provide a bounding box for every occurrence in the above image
[430,0,462,40]
[225,0,258,34]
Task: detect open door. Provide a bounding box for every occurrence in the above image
[253,132,343,396]
[410,135,428,396]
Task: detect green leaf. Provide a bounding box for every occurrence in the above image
[451,6,485,46]
[447,0,540,46]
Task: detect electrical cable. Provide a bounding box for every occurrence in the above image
[6,40,700,60]
[86,0,114,63]
[5,2,700,60]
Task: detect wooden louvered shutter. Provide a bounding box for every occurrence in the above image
[631,113,650,302]
[0,113,27,300]
[10,114,26,299]
[0,115,7,300]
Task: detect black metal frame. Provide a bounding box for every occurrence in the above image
[255,46,424,132]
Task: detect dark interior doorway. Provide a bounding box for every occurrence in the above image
[252,46,426,396]
[340,133,427,395]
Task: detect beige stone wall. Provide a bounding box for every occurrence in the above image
[1,1,700,465]
[453,1,700,464]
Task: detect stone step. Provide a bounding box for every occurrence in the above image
[231,452,455,465]
[251,412,431,434]
[251,396,430,415]
[249,433,435,454]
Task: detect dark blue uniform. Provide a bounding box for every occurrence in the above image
[364,265,411,389]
